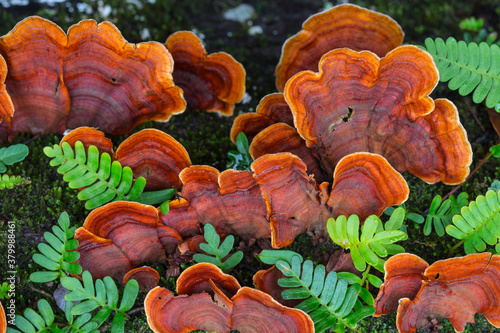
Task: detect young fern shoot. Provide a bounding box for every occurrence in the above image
[193,223,243,271]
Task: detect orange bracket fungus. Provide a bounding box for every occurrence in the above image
[144,263,314,333]
[0,301,6,333]
[60,127,191,191]
[115,128,191,191]
[75,201,183,281]
[373,253,429,316]
[0,16,185,139]
[396,253,500,333]
[161,151,408,248]
[122,266,161,293]
[0,54,14,126]
[230,93,294,143]
[275,3,404,91]
[373,253,500,333]
[166,31,246,116]
[285,45,472,184]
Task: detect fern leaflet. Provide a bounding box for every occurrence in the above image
[29,212,82,283]
[259,251,374,332]
[0,174,30,189]
[424,193,469,236]
[327,208,408,272]
[446,189,500,254]
[421,37,500,111]
[43,141,146,210]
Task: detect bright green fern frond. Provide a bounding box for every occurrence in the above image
[29,212,82,283]
[0,174,30,189]
[327,208,408,272]
[446,189,500,254]
[424,193,469,236]
[274,255,374,332]
[259,250,374,332]
[12,299,61,333]
[421,37,500,111]
[43,141,146,210]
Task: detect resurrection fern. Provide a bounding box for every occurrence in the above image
[447,189,500,254]
[259,250,374,332]
[44,141,147,210]
[423,192,469,236]
[421,37,500,110]
[60,271,139,333]
[29,212,82,283]
[193,223,243,271]
[227,132,252,171]
[327,208,408,272]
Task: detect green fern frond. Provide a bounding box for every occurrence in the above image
[424,193,469,236]
[421,37,500,111]
[327,208,408,272]
[12,299,61,333]
[43,141,146,210]
[193,224,243,271]
[0,174,30,189]
[446,189,500,254]
[227,132,253,171]
[60,270,139,333]
[258,251,374,332]
[29,212,82,283]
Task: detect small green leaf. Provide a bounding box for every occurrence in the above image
[29,271,60,283]
[119,279,139,311]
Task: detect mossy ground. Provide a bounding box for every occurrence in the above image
[1,0,500,332]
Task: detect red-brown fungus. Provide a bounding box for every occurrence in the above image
[397,253,500,333]
[115,128,191,191]
[161,151,408,249]
[122,266,160,293]
[75,201,182,280]
[373,253,429,316]
[0,16,186,139]
[0,16,69,138]
[144,263,314,333]
[0,54,14,126]
[275,3,404,91]
[145,287,232,333]
[0,301,6,333]
[176,263,241,299]
[60,127,114,155]
[230,93,294,143]
[285,46,472,184]
[166,31,245,116]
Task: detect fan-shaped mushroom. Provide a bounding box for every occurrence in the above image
[161,151,408,248]
[230,93,294,143]
[397,253,500,333]
[275,3,404,91]
[61,127,114,155]
[0,16,186,138]
[373,253,429,316]
[115,128,191,190]
[145,286,232,333]
[0,16,69,138]
[0,301,6,333]
[144,263,314,333]
[176,263,241,298]
[166,31,245,116]
[0,54,14,127]
[122,266,160,293]
[285,46,472,184]
[75,201,182,280]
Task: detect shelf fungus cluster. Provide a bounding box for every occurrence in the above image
[233,4,472,186]
[144,263,314,333]
[374,253,500,333]
[64,127,409,282]
[0,16,245,140]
